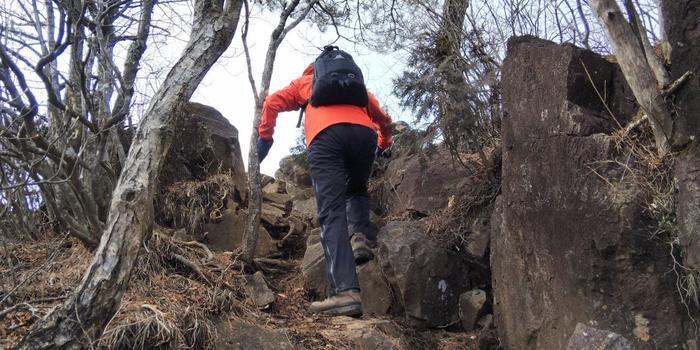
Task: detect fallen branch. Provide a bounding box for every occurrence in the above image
[178,240,214,263]
[171,253,211,285]
[0,302,41,319]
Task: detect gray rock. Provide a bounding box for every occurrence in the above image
[306,228,321,246]
[301,242,327,297]
[466,216,490,258]
[477,313,493,331]
[350,329,397,350]
[378,221,470,328]
[215,318,293,350]
[493,36,685,349]
[459,289,487,331]
[202,209,274,256]
[358,260,393,315]
[286,182,314,201]
[330,317,400,349]
[244,271,275,308]
[262,181,282,195]
[263,191,292,206]
[293,197,318,226]
[276,155,312,188]
[566,324,632,350]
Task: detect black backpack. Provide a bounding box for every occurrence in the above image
[296,46,368,127]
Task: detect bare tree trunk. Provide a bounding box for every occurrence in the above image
[241,0,317,265]
[589,0,683,155]
[17,0,243,348]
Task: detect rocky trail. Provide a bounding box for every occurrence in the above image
[2,37,699,349]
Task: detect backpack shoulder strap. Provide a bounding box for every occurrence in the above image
[296,102,308,128]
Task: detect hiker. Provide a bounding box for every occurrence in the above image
[256,46,393,317]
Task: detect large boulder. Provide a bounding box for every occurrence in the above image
[202,208,275,256]
[493,36,687,349]
[378,147,489,217]
[377,221,470,327]
[160,102,246,194]
[301,238,393,314]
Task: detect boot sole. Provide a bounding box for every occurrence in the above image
[353,248,374,265]
[319,303,363,318]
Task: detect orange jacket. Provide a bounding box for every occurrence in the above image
[258,65,393,150]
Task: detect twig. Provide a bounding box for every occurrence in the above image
[620,114,649,139]
[178,240,214,263]
[280,220,297,243]
[0,302,41,319]
[663,71,694,96]
[253,258,297,269]
[171,253,211,285]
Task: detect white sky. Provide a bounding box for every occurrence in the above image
[188,10,409,176]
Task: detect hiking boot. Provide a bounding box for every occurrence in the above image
[309,290,363,317]
[351,233,374,265]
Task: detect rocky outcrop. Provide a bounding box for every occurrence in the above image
[663,1,700,272]
[202,206,275,255]
[379,148,480,216]
[377,221,470,328]
[300,220,470,327]
[160,102,246,195]
[492,36,687,349]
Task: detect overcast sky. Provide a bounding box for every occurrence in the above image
[186,9,409,175]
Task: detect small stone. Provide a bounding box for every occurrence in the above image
[261,203,287,227]
[459,289,487,331]
[263,192,293,206]
[244,271,275,308]
[566,323,632,350]
[262,181,281,195]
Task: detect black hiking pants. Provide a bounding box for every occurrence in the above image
[308,123,377,296]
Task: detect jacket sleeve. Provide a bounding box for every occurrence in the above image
[258,78,306,140]
[367,92,393,150]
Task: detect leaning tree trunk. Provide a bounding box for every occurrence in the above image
[662,0,700,270]
[18,0,243,348]
[589,0,686,155]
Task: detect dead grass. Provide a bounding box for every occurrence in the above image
[155,173,239,234]
[0,229,415,349]
[422,149,498,251]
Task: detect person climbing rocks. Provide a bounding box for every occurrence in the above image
[256,46,393,317]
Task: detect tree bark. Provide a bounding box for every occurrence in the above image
[241,0,316,264]
[17,0,243,348]
[589,0,680,155]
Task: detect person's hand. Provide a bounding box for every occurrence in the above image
[257,138,274,162]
